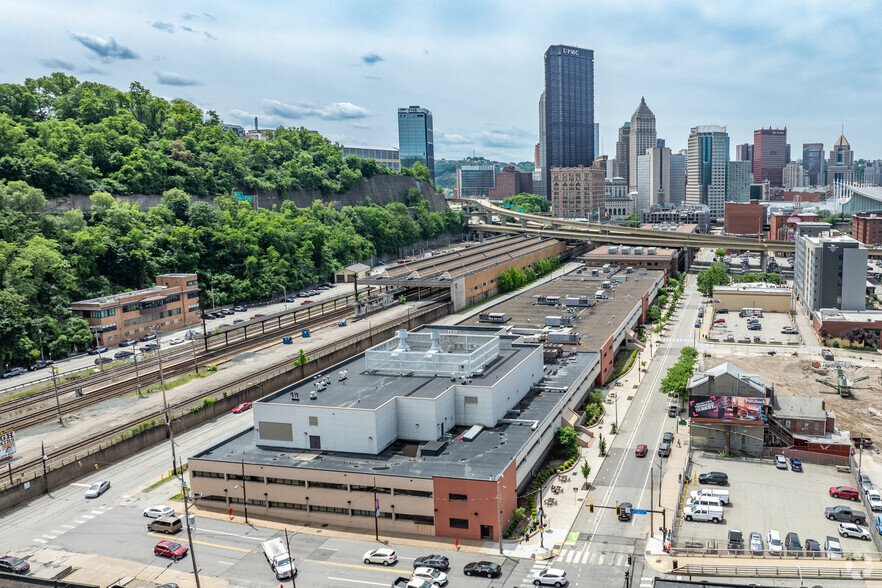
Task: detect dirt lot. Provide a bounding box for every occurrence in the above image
[706,353,882,453]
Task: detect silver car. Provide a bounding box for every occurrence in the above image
[85,479,110,498]
[749,531,763,555]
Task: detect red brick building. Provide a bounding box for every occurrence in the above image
[769,211,820,241]
[487,166,533,200]
[724,201,764,235]
[852,212,882,245]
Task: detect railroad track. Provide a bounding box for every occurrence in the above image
[5,302,449,485]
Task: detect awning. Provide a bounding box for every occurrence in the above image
[139,295,166,303]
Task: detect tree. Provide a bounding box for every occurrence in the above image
[818,327,831,341]
[696,262,730,295]
[503,193,550,213]
[714,248,726,259]
[555,426,578,456]
[598,438,607,456]
[659,346,698,403]
[648,306,661,323]
[581,461,591,486]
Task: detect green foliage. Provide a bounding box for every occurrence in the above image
[605,349,638,383]
[555,426,578,457]
[696,262,730,295]
[581,461,591,482]
[598,438,607,455]
[647,305,662,323]
[293,349,308,367]
[659,346,698,403]
[502,193,550,213]
[714,248,726,259]
[732,272,780,284]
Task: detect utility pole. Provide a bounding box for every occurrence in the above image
[154,326,176,476]
[190,335,199,374]
[132,344,142,395]
[153,326,167,389]
[90,327,105,372]
[650,467,654,534]
[41,441,49,493]
[37,326,45,362]
[373,476,379,541]
[51,367,63,426]
[284,528,297,587]
[179,459,201,588]
[240,459,249,524]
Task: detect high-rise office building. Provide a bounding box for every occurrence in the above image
[686,125,730,218]
[535,92,547,198]
[615,122,630,182]
[456,166,496,198]
[726,161,751,203]
[594,123,600,160]
[827,135,854,186]
[636,147,671,212]
[735,143,753,163]
[782,162,808,190]
[753,128,787,187]
[657,139,666,149]
[863,160,882,186]
[802,143,825,186]
[397,106,435,182]
[669,151,687,206]
[628,98,657,193]
[543,45,595,195]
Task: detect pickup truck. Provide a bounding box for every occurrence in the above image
[391,578,432,588]
[683,505,723,523]
[262,537,295,579]
[825,505,867,524]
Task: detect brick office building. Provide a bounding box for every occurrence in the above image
[488,166,533,200]
[549,163,605,219]
[852,212,882,245]
[769,211,820,242]
[724,201,764,236]
[71,273,201,346]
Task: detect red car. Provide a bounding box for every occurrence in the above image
[154,540,188,560]
[232,402,252,414]
[713,318,726,324]
[829,486,860,501]
[300,300,313,306]
[635,444,648,457]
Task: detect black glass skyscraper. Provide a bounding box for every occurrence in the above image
[543,45,595,193]
[397,106,435,182]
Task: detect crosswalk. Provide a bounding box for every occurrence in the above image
[32,506,113,544]
[554,543,632,566]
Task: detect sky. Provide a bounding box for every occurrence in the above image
[2,0,881,163]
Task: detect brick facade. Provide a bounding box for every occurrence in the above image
[852,212,882,246]
[724,201,764,235]
[488,166,533,200]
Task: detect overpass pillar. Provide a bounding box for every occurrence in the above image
[486,211,493,224]
[521,219,528,228]
[685,247,694,270]
[501,214,507,226]
[760,250,767,272]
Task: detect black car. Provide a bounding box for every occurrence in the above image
[413,554,449,571]
[0,555,29,574]
[727,529,744,553]
[662,432,674,445]
[95,357,113,365]
[139,333,156,342]
[114,351,134,360]
[142,343,160,351]
[618,502,633,521]
[232,306,246,312]
[88,346,108,355]
[699,472,729,486]
[785,532,802,556]
[463,561,501,578]
[804,538,821,557]
[119,338,137,347]
[1,367,24,379]
[28,360,53,371]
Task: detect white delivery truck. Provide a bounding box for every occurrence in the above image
[262,537,295,579]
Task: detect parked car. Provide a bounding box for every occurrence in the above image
[301,300,313,306]
[714,318,726,324]
[363,548,397,566]
[785,532,802,555]
[829,486,860,501]
[412,555,449,571]
[749,531,763,555]
[789,457,802,472]
[94,357,113,365]
[667,405,678,417]
[683,505,723,523]
[221,309,234,316]
[143,505,175,518]
[297,292,308,297]
[1,367,24,378]
[139,333,157,342]
[119,338,137,347]
[28,360,53,371]
[727,529,743,553]
[839,522,871,540]
[662,432,674,444]
[699,472,728,486]
[658,442,671,457]
[618,502,633,521]
[142,343,160,351]
[114,351,134,359]
[88,346,109,355]
[0,555,30,574]
[532,567,568,586]
[825,536,843,558]
[635,444,647,457]
[154,540,188,560]
[412,566,448,586]
[168,338,185,345]
[825,505,867,524]
[867,490,882,512]
[233,319,245,324]
[726,334,735,342]
[463,561,501,578]
[232,402,252,414]
[233,306,246,312]
[694,320,701,328]
[775,455,787,470]
[860,473,873,494]
[767,530,783,555]
[85,480,111,498]
[804,538,821,557]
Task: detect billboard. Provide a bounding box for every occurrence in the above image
[689,396,768,423]
[0,429,16,462]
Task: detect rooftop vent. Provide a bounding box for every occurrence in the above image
[395,329,410,352]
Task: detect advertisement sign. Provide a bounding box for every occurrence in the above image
[0,429,16,462]
[689,396,768,423]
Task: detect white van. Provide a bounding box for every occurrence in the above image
[688,495,724,509]
[683,505,724,523]
[691,489,731,505]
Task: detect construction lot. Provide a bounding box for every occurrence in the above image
[680,454,879,559]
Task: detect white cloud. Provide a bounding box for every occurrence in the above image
[262,99,369,121]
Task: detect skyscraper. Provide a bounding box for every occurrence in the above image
[628,97,657,193]
[735,143,753,163]
[543,44,595,194]
[686,125,730,218]
[726,161,751,202]
[636,147,670,212]
[594,123,600,160]
[535,92,547,198]
[614,122,630,180]
[753,128,787,187]
[397,106,435,182]
[669,151,687,206]
[827,135,854,186]
[802,143,825,186]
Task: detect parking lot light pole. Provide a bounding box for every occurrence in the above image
[132,344,142,396]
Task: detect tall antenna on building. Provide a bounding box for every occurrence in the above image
[254,117,258,131]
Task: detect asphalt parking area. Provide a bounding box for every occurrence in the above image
[678,454,880,558]
[708,312,800,346]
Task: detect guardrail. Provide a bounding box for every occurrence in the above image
[674,563,882,580]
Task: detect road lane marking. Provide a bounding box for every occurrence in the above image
[302,558,404,575]
[195,528,268,541]
[218,560,236,565]
[146,532,252,552]
[90,510,105,515]
[61,525,75,529]
[44,535,57,539]
[33,538,47,543]
[81,514,94,519]
[328,578,388,587]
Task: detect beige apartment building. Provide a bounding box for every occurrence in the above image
[550,162,605,219]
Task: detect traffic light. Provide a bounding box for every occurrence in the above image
[627,555,632,565]
[589,503,595,513]
[616,505,621,517]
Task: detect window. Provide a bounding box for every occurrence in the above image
[187,279,199,286]
[352,485,391,494]
[396,513,434,525]
[269,501,306,510]
[244,475,264,483]
[267,477,305,487]
[353,509,392,519]
[229,497,265,506]
[192,470,224,479]
[464,396,477,405]
[309,416,319,426]
[449,493,468,502]
[449,517,469,529]
[311,505,348,514]
[394,488,433,498]
[165,294,181,304]
[309,481,347,491]
[187,291,200,299]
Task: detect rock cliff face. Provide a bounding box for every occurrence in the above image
[48,176,445,213]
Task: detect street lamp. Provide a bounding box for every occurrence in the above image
[132,343,142,396]
[37,326,45,362]
[152,325,175,476]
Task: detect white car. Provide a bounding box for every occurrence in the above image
[85,480,111,498]
[825,536,843,558]
[413,566,448,586]
[168,337,185,345]
[532,567,568,586]
[838,522,871,540]
[868,490,882,512]
[143,505,175,518]
[363,548,397,566]
[767,530,782,555]
[774,455,787,470]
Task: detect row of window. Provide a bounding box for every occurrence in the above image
[263,501,432,524]
[192,471,432,497]
[84,308,116,319]
[123,307,181,327]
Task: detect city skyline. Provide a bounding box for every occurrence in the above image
[2,1,881,162]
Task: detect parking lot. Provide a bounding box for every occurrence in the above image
[677,454,880,558]
[708,311,801,346]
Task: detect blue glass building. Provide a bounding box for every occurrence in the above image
[397,106,435,182]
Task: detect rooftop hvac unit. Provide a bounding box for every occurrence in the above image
[608,246,619,254]
[621,246,631,254]
[648,247,657,255]
[634,247,644,254]
[462,425,484,442]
